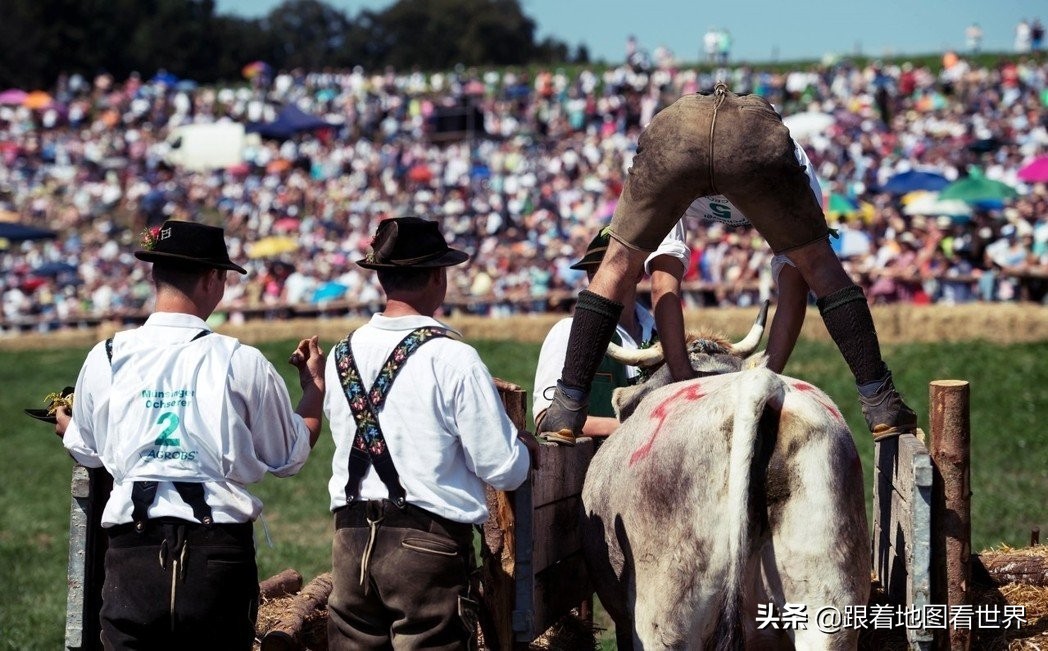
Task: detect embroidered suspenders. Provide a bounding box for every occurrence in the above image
[334,327,450,507]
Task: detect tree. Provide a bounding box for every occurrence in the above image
[261,0,355,71]
[0,0,580,89]
[351,0,569,70]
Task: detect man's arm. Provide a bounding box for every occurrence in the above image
[289,336,325,448]
[649,254,695,382]
[766,261,810,374]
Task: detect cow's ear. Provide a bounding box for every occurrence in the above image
[744,352,770,371]
[612,385,649,421]
[613,365,674,421]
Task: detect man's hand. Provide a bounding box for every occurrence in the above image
[289,336,325,392]
[518,432,541,470]
[54,406,70,439]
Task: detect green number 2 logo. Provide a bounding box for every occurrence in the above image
[154,412,181,447]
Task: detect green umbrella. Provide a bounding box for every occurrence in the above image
[939,168,1019,203]
[826,193,858,215]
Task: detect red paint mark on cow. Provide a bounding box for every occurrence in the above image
[629,383,707,466]
[790,381,844,425]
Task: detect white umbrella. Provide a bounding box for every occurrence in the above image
[781,111,835,140]
[902,194,972,218]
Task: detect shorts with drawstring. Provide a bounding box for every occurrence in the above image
[609,85,829,254]
[101,518,258,650]
[328,500,478,651]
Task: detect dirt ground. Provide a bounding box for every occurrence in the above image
[4,303,1048,351]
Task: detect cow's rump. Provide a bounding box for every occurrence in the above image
[582,368,870,649]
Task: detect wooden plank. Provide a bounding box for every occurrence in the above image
[531,495,584,574]
[65,465,111,651]
[65,466,90,650]
[511,440,596,643]
[482,380,527,650]
[905,437,933,648]
[873,433,933,649]
[531,438,593,508]
[489,380,596,646]
[512,473,535,643]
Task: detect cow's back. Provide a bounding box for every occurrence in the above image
[581,368,870,649]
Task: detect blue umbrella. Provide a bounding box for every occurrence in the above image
[0,222,57,242]
[32,261,78,277]
[311,282,348,303]
[150,70,179,87]
[881,170,950,195]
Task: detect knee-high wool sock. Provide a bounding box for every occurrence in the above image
[816,285,889,387]
[561,290,624,391]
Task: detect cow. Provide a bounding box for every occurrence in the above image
[581,304,871,650]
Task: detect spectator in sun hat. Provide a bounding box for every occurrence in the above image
[57,219,326,650]
[323,216,537,650]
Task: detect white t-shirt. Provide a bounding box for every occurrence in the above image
[64,312,313,526]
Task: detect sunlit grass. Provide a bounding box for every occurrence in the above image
[1,337,1044,647]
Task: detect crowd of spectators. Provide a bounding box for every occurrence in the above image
[2,48,1048,332]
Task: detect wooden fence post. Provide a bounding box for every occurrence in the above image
[929,380,972,651]
[873,433,933,649]
[480,379,527,650]
[65,465,112,651]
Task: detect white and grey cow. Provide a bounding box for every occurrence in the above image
[581,306,870,650]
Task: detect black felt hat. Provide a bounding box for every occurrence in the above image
[570,228,612,271]
[357,216,469,270]
[134,220,247,274]
[24,386,75,424]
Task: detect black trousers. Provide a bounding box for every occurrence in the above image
[100,518,258,651]
[328,501,478,650]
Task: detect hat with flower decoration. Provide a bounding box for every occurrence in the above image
[135,220,246,274]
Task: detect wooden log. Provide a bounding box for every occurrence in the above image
[260,573,333,651]
[479,379,527,650]
[260,569,304,601]
[975,553,1048,587]
[929,380,971,651]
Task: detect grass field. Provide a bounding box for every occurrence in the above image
[1,335,1046,649]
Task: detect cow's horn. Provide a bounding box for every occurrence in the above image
[729,300,769,356]
[606,341,665,368]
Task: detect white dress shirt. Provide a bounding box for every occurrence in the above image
[324,313,530,524]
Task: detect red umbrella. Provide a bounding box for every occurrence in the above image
[407,163,433,183]
[1017,156,1048,183]
[242,61,270,80]
[273,217,300,232]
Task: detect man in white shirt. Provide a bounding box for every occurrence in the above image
[537,84,917,446]
[58,219,325,650]
[324,216,535,650]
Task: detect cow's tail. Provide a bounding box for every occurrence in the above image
[714,368,784,651]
